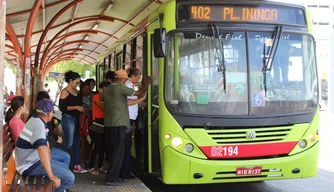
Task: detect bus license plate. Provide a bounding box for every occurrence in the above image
[236,166,262,176]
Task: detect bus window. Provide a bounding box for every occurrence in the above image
[166,31,248,115]
[124,41,132,70]
[116,52,123,70]
[135,34,144,83]
[248,32,317,115]
[110,52,115,71]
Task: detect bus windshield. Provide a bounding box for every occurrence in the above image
[165,30,318,116]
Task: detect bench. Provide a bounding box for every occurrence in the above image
[2,124,55,192]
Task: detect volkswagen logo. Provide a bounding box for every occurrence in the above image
[246,131,256,139]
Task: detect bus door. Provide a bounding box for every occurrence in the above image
[147,34,162,174]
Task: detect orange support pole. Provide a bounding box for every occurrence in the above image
[5,23,23,67]
[24,0,43,117]
[6,23,24,97]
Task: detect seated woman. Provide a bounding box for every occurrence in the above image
[5,96,26,143]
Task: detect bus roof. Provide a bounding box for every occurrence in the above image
[178,0,305,7]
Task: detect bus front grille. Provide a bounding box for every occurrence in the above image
[206,126,292,144]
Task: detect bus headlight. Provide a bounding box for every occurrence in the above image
[172,137,183,147]
[299,139,307,148]
[185,144,194,153]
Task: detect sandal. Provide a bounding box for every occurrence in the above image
[99,167,108,173]
[88,168,99,175]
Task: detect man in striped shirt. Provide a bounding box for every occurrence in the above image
[15,99,75,192]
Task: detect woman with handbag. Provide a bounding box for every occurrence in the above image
[88,81,110,175]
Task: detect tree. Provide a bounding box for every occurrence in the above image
[4,61,17,74]
[49,60,96,79]
[47,60,96,102]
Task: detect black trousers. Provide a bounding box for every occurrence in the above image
[120,128,132,178]
[105,126,126,182]
[134,118,143,160]
[89,118,105,169]
[89,131,104,169]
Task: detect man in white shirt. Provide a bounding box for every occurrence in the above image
[120,68,147,179]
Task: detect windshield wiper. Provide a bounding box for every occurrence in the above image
[210,23,226,94]
[262,25,283,96]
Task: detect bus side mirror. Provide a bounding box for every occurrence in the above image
[153,28,166,58]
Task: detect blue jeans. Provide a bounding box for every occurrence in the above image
[29,160,75,192]
[61,114,80,166]
[51,147,70,168]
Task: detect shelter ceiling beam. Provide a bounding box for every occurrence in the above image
[39,16,115,72]
[34,0,83,71]
[6,0,70,17]
[17,15,132,38]
[45,30,98,53]
[81,1,156,61]
[47,48,83,63]
[47,38,106,60]
[61,3,80,52]
[45,39,89,63]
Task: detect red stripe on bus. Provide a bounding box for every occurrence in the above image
[199,142,298,159]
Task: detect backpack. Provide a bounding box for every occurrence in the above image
[79,113,91,137]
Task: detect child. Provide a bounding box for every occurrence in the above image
[88,81,110,175]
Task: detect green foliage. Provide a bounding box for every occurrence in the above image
[48,60,96,81]
[5,61,17,74]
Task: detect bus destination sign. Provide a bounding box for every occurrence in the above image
[177,4,306,26]
[191,6,279,21]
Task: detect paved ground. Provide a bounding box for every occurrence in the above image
[68,172,151,192]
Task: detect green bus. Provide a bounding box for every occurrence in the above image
[97,0,319,184]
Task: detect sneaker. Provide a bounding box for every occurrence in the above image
[121,174,136,179]
[73,165,88,173]
[105,181,124,186]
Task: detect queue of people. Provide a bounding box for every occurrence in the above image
[4,68,151,191]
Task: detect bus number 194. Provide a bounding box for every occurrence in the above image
[211,146,239,157]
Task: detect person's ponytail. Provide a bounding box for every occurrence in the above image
[5,107,15,123]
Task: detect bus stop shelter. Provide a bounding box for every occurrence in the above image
[0,0,168,189]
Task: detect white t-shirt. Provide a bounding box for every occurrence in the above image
[125,80,139,120]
